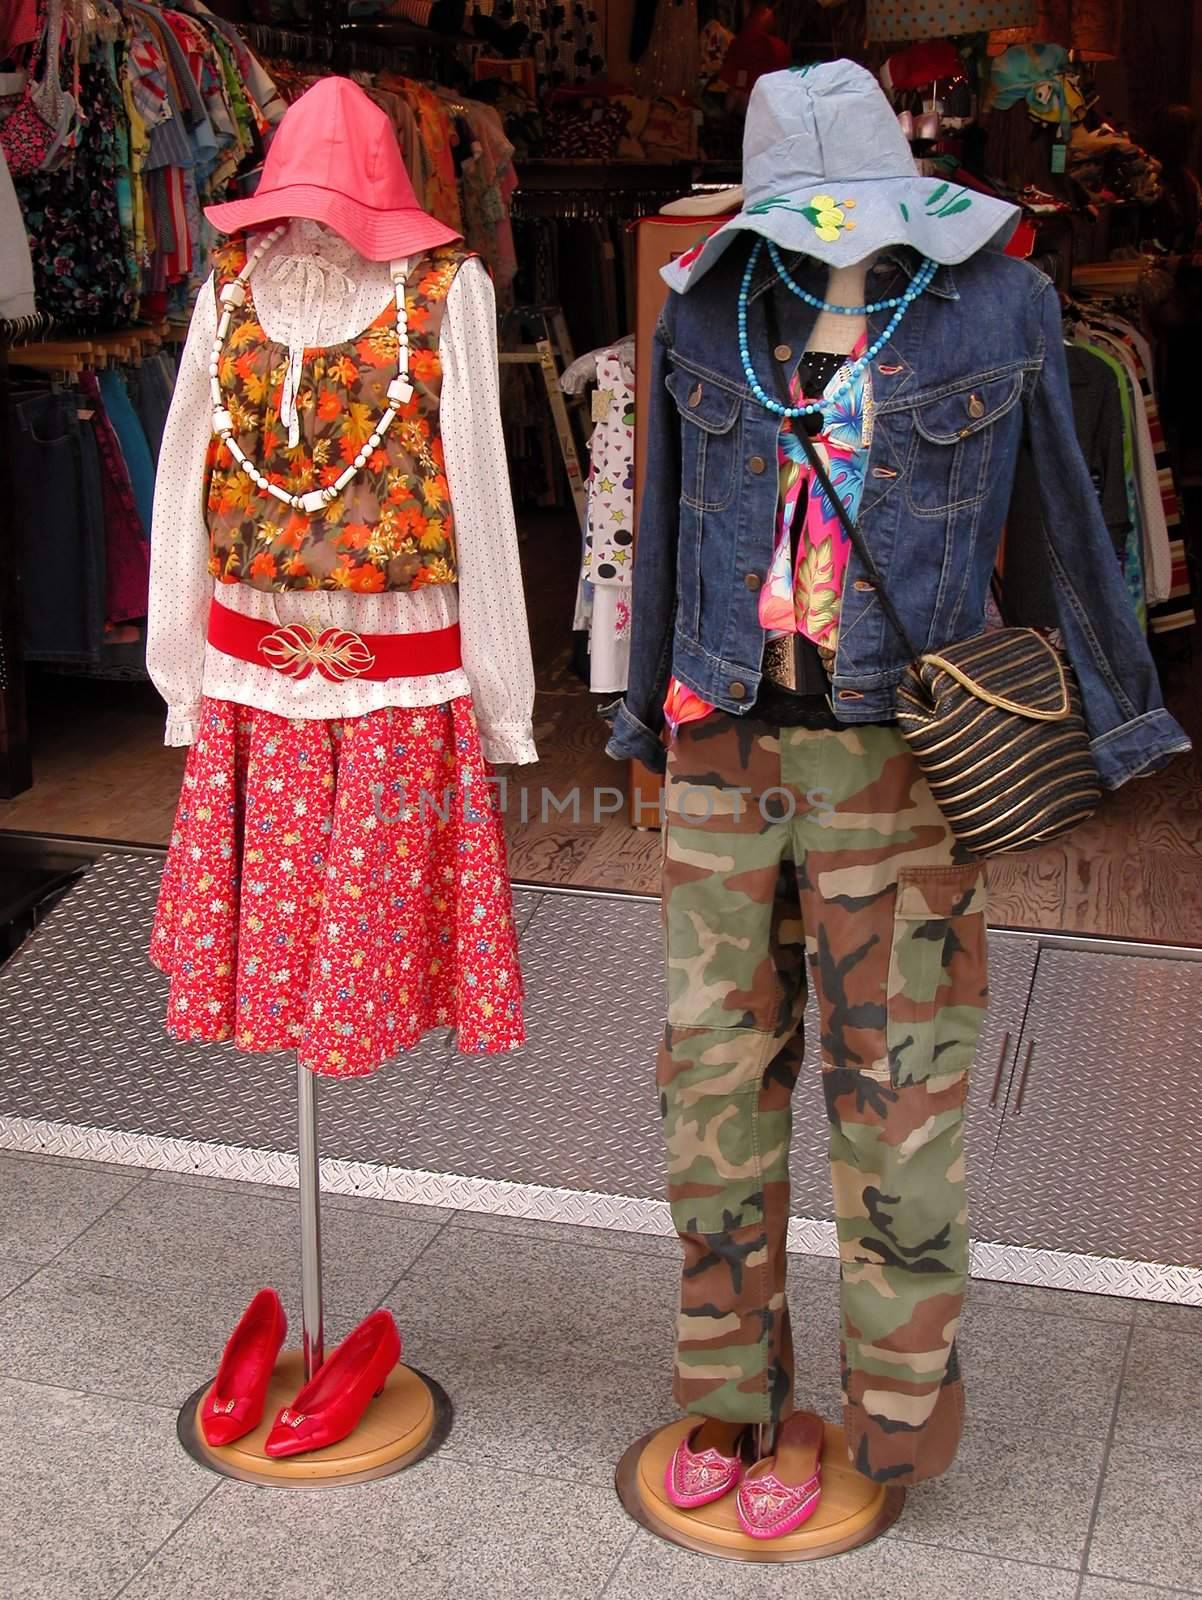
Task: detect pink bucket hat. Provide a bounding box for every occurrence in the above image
[205,77,461,261]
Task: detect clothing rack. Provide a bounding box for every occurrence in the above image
[1071,258,1151,296]
[243,16,475,78]
[339,16,477,60]
[0,312,51,344]
[512,162,698,222]
[242,21,337,66]
[5,326,171,373]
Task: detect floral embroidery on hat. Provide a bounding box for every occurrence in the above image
[923,182,974,218]
[676,226,721,270]
[744,192,858,242]
[804,193,858,241]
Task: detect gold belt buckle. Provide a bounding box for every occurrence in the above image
[258,622,376,681]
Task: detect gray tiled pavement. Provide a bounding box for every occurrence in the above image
[1,1146,1199,1600]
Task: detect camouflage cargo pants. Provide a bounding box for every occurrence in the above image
[659,713,988,1485]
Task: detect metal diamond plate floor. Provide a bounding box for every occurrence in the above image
[0,853,1004,1209]
[1,851,1199,1302]
[0,854,671,1194]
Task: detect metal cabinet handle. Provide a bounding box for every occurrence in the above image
[1014,1040,1036,1114]
[988,1030,1010,1107]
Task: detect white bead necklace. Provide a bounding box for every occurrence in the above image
[209,224,415,517]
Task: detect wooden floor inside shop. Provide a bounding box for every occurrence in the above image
[1,509,1200,944]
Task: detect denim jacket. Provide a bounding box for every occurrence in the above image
[606,241,1190,785]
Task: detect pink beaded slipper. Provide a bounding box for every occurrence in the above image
[735,1411,824,1539]
[664,1424,744,1509]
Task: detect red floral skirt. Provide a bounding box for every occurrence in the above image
[150,696,524,1075]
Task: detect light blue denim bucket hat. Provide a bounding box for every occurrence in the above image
[662,59,1019,294]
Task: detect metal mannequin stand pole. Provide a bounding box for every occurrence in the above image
[177,1057,452,1485]
[296,1056,325,1379]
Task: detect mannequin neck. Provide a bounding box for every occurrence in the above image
[804,253,880,358]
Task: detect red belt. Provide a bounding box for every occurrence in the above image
[208,599,463,682]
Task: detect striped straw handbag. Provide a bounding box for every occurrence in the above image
[785,403,1100,857]
[892,628,1101,855]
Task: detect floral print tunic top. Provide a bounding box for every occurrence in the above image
[205,238,471,594]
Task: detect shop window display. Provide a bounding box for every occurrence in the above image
[0,0,1200,1583]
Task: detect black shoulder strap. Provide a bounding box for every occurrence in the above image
[761,284,921,664]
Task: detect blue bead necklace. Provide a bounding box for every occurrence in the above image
[737,238,938,423]
[766,239,935,314]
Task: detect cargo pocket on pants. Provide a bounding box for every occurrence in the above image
[885,863,989,1088]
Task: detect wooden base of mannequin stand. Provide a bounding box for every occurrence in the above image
[615,1417,904,1562]
[178,1350,450,1487]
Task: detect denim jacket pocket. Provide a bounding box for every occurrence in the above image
[666,364,742,513]
[904,369,1024,517]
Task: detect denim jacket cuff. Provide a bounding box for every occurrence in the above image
[1089,708,1192,790]
[604,701,667,774]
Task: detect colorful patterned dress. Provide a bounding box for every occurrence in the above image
[149,242,525,1076]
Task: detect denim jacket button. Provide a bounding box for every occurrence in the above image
[687,384,703,408]
[838,689,865,701]
[968,392,986,419]
[748,455,766,475]
[773,343,793,362]
[729,681,748,700]
[853,579,875,592]
[744,572,762,592]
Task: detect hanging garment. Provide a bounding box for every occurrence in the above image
[14,57,136,327]
[1082,325,1172,606]
[377,75,464,236]
[659,713,986,1483]
[866,0,1038,41]
[1070,333,1145,625]
[97,366,157,543]
[985,43,1087,134]
[150,695,523,1075]
[0,0,58,178]
[10,383,107,663]
[0,144,36,320]
[80,371,151,626]
[1082,309,1192,633]
[574,344,636,695]
[505,0,606,95]
[1003,341,1131,629]
[631,0,701,100]
[127,350,177,465]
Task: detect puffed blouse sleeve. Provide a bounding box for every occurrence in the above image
[438,256,538,766]
[145,275,218,747]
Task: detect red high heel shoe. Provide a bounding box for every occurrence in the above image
[201,1288,288,1447]
[263,1309,401,1459]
